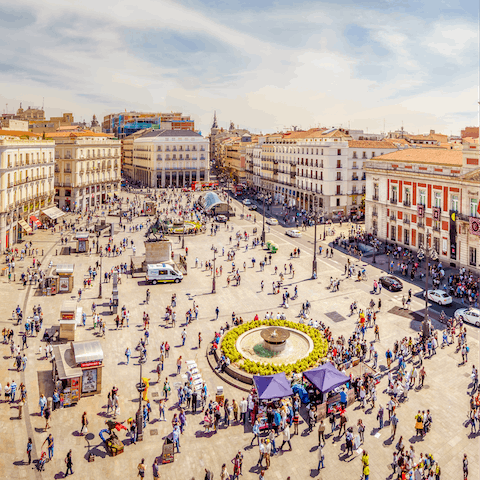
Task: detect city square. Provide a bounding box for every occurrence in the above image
[0,188,478,480]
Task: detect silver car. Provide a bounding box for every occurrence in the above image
[454,308,480,327]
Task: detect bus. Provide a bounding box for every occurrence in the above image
[233,184,246,195]
[191,181,219,191]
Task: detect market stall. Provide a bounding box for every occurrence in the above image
[58,300,83,341]
[303,363,353,420]
[252,373,293,431]
[52,340,104,406]
[42,264,74,295]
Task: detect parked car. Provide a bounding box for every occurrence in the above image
[266,218,278,225]
[379,276,403,291]
[248,205,258,211]
[454,307,480,327]
[423,289,453,306]
[285,229,302,238]
[215,215,227,223]
[242,199,252,205]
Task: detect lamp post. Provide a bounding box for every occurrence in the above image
[136,360,146,441]
[312,197,318,278]
[261,190,266,243]
[98,257,102,299]
[212,248,216,293]
[181,221,185,249]
[226,177,230,223]
[372,226,378,264]
[417,231,437,342]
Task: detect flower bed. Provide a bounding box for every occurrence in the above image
[221,319,328,376]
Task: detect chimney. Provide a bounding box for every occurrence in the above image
[430,130,435,135]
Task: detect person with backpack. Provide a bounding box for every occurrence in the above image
[125,347,131,365]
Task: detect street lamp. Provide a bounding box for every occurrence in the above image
[212,247,216,293]
[261,190,266,244]
[135,360,146,442]
[372,226,378,264]
[98,257,102,299]
[312,197,318,278]
[417,231,438,341]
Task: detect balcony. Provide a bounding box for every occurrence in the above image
[418,220,425,228]
[432,225,440,232]
[390,198,397,204]
[403,218,410,224]
[373,194,379,201]
[352,177,358,181]
[390,214,396,221]
[456,212,470,222]
[403,200,411,207]
[372,211,378,217]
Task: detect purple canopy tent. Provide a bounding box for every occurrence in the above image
[253,373,293,400]
[303,363,349,394]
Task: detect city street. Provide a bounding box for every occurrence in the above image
[0,189,478,480]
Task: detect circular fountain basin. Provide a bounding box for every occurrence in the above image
[236,326,313,365]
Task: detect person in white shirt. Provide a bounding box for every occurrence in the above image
[280,425,292,451]
[240,398,248,425]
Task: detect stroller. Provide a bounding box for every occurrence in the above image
[36,451,47,471]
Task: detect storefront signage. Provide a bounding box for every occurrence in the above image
[82,368,97,393]
[80,361,101,368]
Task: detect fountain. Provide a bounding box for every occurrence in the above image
[260,327,290,353]
[236,325,313,365]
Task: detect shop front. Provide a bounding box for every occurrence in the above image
[52,340,104,406]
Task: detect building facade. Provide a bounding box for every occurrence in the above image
[49,132,121,211]
[245,128,397,217]
[0,132,56,251]
[365,143,480,270]
[103,112,195,139]
[129,130,209,188]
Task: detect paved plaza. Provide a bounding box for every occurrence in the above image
[0,191,479,480]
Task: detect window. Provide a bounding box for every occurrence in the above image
[337,160,341,168]
[336,185,341,195]
[336,172,342,180]
[418,232,424,248]
[373,183,379,200]
[404,229,410,245]
[391,225,396,241]
[404,188,411,206]
[419,189,426,206]
[433,237,440,253]
[352,161,357,169]
[336,198,340,206]
[470,199,479,217]
[470,247,477,266]
[371,152,375,158]
[451,195,459,212]
[337,149,341,156]
[352,151,357,159]
[434,192,441,208]
[362,151,367,159]
[391,186,398,202]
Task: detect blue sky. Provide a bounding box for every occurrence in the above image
[0,0,478,135]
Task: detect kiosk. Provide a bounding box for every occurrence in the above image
[42,264,74,295]
[52,340,104,406]
[76,232,90,253]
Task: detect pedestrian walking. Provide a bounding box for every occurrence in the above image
[65,449,73,476]
[26,438,32,465]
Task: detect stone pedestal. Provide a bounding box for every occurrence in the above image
[144,240,172,264]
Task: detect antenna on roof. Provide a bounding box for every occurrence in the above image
[42,97,44,111]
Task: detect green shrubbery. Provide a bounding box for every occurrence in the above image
[221,319,328,376]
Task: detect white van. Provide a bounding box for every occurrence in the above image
[146,263,183,284]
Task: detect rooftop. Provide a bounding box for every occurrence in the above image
[370,148,463,166]
[139,129,203,138]
[348,140,397,148]
[0,129,43,138]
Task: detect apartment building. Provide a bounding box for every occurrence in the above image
[364,142,480,270]
[0,131,56,250]
[246,128,397,217]
[49,132,121,210]
[129,130,209,187]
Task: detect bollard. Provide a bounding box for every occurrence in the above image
[18,402,23,419]
[56,250,58,256]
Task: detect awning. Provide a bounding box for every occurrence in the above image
[18,219,32,234]
[303,363,350,394]
[30,215,42,227]
[73,340,104,364]
[41,206,65,220]
[253,373,293,400]
[53,344,82,380]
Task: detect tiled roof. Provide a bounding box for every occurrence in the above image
[371,148,463,166]
[0,130,43,138]
[348,140,397,148]
[140,129,202,138]
[308,129,352,139]
[48,130,110,138]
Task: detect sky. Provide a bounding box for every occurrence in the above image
[0,0,478,136]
